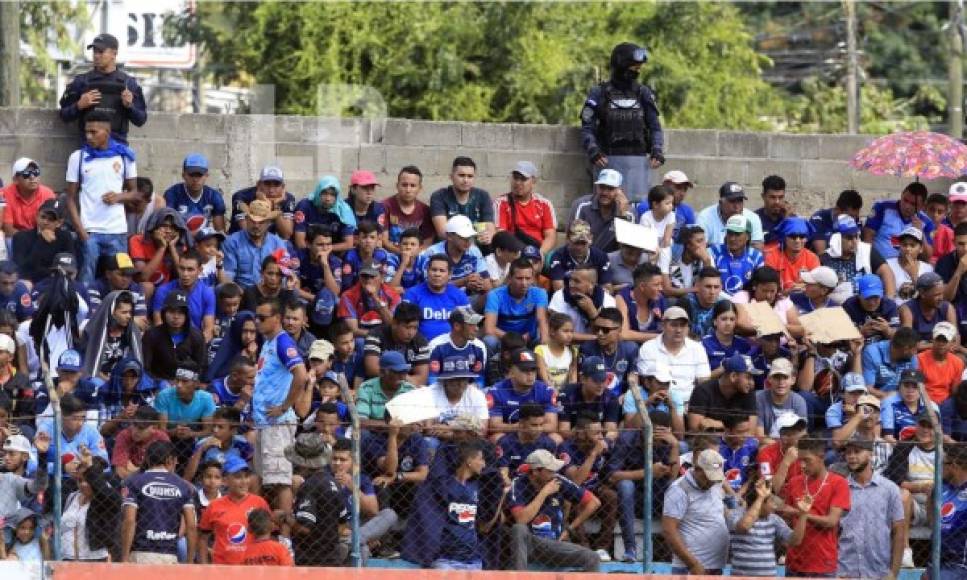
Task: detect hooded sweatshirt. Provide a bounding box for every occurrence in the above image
[80,290,143,380]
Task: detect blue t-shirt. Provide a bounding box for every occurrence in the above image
[508,473,588,540]
[484,285,548,339]
[719,437,759,491]
[865,200,935,260]
[940,481,967,569]
[415,241,488,284]
[293,199,355,240]
[557,383,621,426]
[941,398,967,442]
[337,471,374,521]
[350,200,387,231]
[361,432,430,478]
[486,380,559,424]
[701,334,753,372]
[880,395,936,439]
[340,248,400,291]
[578,341,639,396]
[253,331,304,427]
[497,432,557,473]
[547,246,613,284]
[192,435,254,464]
[437,476,481,563]
[153,387,216,425]
[152,281,215,330]
[297,249,343,296]
[403,282,470,342]
[709,244,763,295]
[428,335,487,389]
[0,281,34,321]
[862,339,919,394]
[163,183,226,231]
[557,440,607,490]
[332,350,364,390]
[37,422,109,467]
[122,470,195,555]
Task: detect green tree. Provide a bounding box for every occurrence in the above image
[19,0,88,106]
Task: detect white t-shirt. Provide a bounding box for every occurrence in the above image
[548,289,617,335]
[485,254,511,286]
[640,210,675,244]
[886,258,933,305]
[428,382,489,424]
[66,150,137,234]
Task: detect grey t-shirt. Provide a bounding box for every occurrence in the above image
[755,390,809,437]
[662,470,729,569]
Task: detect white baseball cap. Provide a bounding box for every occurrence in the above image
[662,170,692,186]
[0,334,16,355]
[800,266,839,289]
[445,215,477,238]
[2,434,31,454]
[594,169,623,188]
[11,158,37,176]
[641,361,673,383]
[934,321,958,342]
[950,182,967,203]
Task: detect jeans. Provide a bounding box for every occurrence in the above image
[432,558,483,570]
[509,523,599,571]
[615,480,641,555]
[356,507,398,563]
[482,334,501,359]
[80,233,129,286]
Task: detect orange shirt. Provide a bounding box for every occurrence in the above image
[1,183,55,232]
[917,350,964,403]
[764,246,820,291]
[242,538,294,566]
[198,493,271,564]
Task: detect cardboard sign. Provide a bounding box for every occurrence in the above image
[744,301,788,337]
[385,387,440,425]
[799,307,862,343]
[615,218,659,253]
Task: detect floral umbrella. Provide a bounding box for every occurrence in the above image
[849,131,967,181]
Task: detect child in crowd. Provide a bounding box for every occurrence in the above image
[485,231,524,287]
[535,312,577,391]
[925,193,954,264]
[242,508,293,566]
[4,510,50,561]
[389,228,423,293]
[193,459,225,517]
[639,185,676,249]
[703,301,752,379]
[184,407,254,482]
[194,227,226,287]
[330,321,364,390]
[727,477,809,577]
[210,282,243,365]
[341,220,399,291]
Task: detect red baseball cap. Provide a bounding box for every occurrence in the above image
[350,170,380,187]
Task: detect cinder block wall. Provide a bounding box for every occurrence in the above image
[0,108,939,223]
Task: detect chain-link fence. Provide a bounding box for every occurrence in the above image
[2,384,953,576]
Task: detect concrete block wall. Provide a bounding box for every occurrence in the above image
[0,108,943,224]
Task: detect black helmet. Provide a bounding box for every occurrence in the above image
[610,43,648,84]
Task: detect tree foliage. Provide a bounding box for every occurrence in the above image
[19,0,88,106]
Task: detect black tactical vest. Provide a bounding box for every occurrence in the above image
[598,82,650,156]
[83,77,128,137]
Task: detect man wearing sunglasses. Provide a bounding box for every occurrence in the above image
[2,158,55,239]
[59,33,147,144]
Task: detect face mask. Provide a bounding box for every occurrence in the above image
[621,68,640,82]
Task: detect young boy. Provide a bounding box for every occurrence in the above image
[198,455,270,564]
[184,406,254,482]
[389,228,423,293]
[194,227,226,287]
[297,225,342,299]
[193,459,224,517]
[639,185,676,249]
[65,111,138,285]
[210,282,243,365]
[382,166,434,254]
[485,231,524,286]
[341,220,399,291]
[330,322,364,390]
[242,508,293,566]
[926,193,954,263]
[496,403,557,485]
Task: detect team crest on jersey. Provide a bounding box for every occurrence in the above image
[615,360,628,374]
[19,294,30,308]
[113,160,122,174]
[377,214,387,228]
[486,393,495,409]
[294,210,305,224]
[430,360,441,374]
[557,452,571,465]
[400,456,414,472]
[286,347,298,359]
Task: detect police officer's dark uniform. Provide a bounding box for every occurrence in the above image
[59,33,147,144]
[581,42,664,202]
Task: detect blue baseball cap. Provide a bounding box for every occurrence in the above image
[836,215,860,236]
[222,455,251,475]
[841,372,867,392]
[57,349,83,372]
[580,356,608,383]
[857,274,884,299]
[722,354,763,375]
[380,351,412,373]
[522,245,542,261]
[183,153,209,172]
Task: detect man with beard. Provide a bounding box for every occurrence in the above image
[836,435,904,579]
[494,161,557,255]
[580,42,664,203]
[687,354,761,433]
[696,182,765,249]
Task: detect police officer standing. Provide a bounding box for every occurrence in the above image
[581,42,664,202]
[59,33,147,144]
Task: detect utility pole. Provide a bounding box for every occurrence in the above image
[844,0,859,134]
[949,0,965,139]
[0,0,20,107]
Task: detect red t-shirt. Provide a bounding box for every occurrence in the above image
[1,183,55,232]
[199,493,271,564]
[495,193,557,245]
[917,350,964,404]
[336,283,401,330]
[764,246,821,291]
[931,223,955,264]
[128,234,172,285]
[111,427,171,469]
[782,471,851,574]
[242,538,294,566]
[757,441,802,493]
[382,195,434,242]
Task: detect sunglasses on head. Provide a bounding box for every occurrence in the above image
[17,169,39,179]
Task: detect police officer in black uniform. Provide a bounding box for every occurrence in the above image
[59,33,147,144]
[581,42,664,203]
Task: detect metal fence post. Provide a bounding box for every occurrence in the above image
[921,384,943,578]
[340,381,362,568]
[44,361,62,562]
[630,380,653,573]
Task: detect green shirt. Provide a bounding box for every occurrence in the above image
[356,378,416,420]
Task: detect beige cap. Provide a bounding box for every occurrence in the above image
[526,449,566,472]
[695,449,725,482]
[768,358,794,377]
[308,339,335,361]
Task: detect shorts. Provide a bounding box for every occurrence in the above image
[130,551,178,565]
[912,494,929,527]
[255,423,296,486]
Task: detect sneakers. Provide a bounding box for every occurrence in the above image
[621,549,637,563]
[901,547,915,568]
[595,549,612,562]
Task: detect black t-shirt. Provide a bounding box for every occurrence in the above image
[293,470,344,566]
[99,333,125,376]
[687,379,756,423]
[362,325,430,368]
[937,252,967,304]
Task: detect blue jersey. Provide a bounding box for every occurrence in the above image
[207,378,252,425]
[809,208,838,248]
[340,248,399,291]
[557,440,607,490]
[865,200,935,260]
[578,341,639,396]
[297,249,343,295]
[415,241,488,284]
[880,395,935,439]
[123,470,195,555]
[940,481,967,570]
[332,350,364,389]
[748,344,793,390]
[403,282,470,342]
[427,334,487,388]
[617,286,666,334]
[701,334,753,373]
[709,244,763,295]
[437,476,481,563]
[484,285,548,340]
[361,432,430,478]
[557,383,621,426]
[229,187,296,235]
[253,331,304,427]
[508,473,589,540]
[0,281,34,321]
[293,198,355,240]
[351,200,387,231]
[486,380,559,424]
[547,246,612,284]
[337,471,374,522]
[163,183,226,232]
[193,435,254,464]
[719,438,758,491]
[496,432,557,473]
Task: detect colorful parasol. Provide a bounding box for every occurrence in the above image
[849,131,967,181]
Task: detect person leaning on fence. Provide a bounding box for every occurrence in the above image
[836,435,905,580]
[506,449,601,571]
